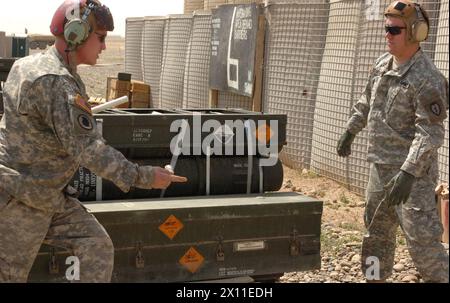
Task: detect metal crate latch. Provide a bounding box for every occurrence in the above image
[48,248,59,274]
[290,229,301,256]
[135,242,145,269]
[216,237,225,262]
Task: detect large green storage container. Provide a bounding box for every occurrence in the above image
[93,108,287,158]
[28,192,322,282]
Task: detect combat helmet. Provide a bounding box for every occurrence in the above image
[384,0,429,43]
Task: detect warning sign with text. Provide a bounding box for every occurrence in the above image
[209,3,259,97]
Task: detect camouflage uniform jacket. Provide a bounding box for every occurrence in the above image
[347,49,448,178]
[0,46,139,212]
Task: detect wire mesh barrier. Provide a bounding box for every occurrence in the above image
[264,0,330,170]
[217,91,253,109]
[125,0,449,195]
[435,0,449,183]
[159,15,193,109]
[124,18,144,82]
[345,1,374,195]
[183,12,213,108]
[184,0,205,14]
[311,0,363,188]
[230,0,265,4]
[204,0,229,10]
[203,0,265,11]
[142,17,166,108]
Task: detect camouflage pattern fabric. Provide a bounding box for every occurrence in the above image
[0,47,142,212]
[0,46,154,282]
[0,189,114,282]
[347,50,449,282]
[361,163,448,282]
[347,49,448,178]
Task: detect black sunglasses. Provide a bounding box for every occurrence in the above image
[95,32,107,44]
[385,26,406,35]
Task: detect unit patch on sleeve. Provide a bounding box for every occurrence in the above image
[430,102,442,117]
[74,94,92,115]
[420,87,447,123]
[77,114,94,131]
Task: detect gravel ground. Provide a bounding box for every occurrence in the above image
[279,167,449,283]
[280,226,446,283]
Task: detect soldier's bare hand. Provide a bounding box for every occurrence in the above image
[151,167,187,189]
[134,165,187,190]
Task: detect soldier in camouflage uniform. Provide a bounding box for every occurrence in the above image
[0,0,186,282]
[337,0,448,283]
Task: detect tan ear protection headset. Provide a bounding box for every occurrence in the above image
[411,3,428,42]
[64,0,98,50]
[384,0,429,43]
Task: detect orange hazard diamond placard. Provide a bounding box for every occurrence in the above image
[159,215,184,240]
[179,247,204,274]
[256,124,274,145]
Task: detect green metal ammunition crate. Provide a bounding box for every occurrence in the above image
[28,192,322,283]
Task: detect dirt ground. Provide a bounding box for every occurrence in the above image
[281,165,365,229]
[78,36,125,98]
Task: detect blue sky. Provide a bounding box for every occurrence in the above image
[0,0,184,36]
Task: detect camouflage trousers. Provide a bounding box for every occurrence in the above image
[0,188,114,282]
[361,163,449,282]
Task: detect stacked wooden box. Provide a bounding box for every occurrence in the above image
[130,81,151,108]
[436,184,449,244]
[106,77,151,108]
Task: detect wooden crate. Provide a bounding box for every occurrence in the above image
[436,184,449,244]
[131,80,150,93]
[106,77,131,108]
[130,80,151,108]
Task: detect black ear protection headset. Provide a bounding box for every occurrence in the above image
[64,0,98,51]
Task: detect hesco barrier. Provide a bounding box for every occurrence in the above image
[435,0,449,183]
[183,12,212,108]
[204,0,228,10]
[218,91,253,110]
[311,0,362,188]
[184,0,204,14]
[69,108,287,201]
[125,17,144,81]
[159,15,193,109]
[142,17,167,108]
[264,0,330,170]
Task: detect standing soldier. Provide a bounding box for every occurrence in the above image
[337,0,448,282]
[0,0,186,282]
